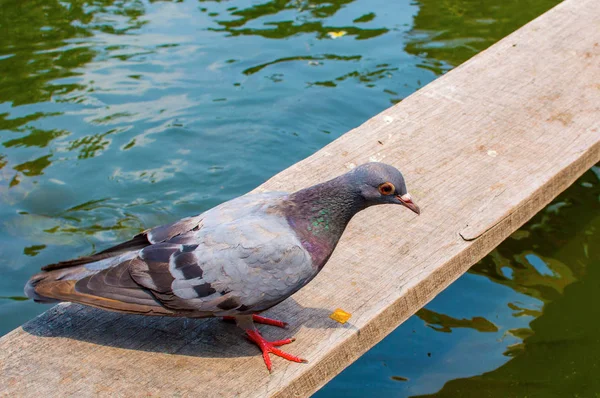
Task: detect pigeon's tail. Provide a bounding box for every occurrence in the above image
[24,231,159,309]
[24,251,178,316]
[25,273,61,303]
[25,269,82,303]
[24,256,123,303]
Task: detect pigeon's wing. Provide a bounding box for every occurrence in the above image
[40,215,204,272]
[40,192,286,272]
[128,213,315,315]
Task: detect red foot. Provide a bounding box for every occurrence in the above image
[222,314,287,328]
[245,329,307,372]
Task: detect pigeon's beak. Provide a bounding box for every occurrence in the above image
[396,193,420,215]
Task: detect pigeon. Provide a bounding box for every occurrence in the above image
[25,162,420,371]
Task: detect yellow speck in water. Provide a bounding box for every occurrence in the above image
[330,308,352,324]
[327,31,347,39]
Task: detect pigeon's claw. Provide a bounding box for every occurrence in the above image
[245,329,307,372]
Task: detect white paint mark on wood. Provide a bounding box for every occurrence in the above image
[369,153,385,162]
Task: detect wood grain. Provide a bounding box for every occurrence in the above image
[1,0,599,396]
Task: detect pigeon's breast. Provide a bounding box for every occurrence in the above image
[285,217,337,270]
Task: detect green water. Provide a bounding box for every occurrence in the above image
[2,0,598,396]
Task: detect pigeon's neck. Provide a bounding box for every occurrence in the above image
[285,174,365,268]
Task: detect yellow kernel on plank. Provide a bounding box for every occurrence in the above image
[329,308,352,324]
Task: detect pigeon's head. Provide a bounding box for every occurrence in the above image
[349,162,420,215]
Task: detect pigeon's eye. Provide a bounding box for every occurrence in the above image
[378,182,395,195]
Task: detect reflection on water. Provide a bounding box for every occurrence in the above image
[0,0,148,189]
[204,0,389,40]
[405,0,562,70]
[242,54,362,76]
[416,308,498,334]
[1,0,595,396]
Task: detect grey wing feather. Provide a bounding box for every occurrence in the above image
[41,215,203,272]
[167,214,314,315]
[130,193,315,315]
[40,192,283,272]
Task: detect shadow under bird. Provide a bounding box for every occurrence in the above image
[25,162,420,372]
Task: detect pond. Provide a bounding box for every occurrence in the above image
[2,0,598,396]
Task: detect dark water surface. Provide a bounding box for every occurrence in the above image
[3,0,598,396]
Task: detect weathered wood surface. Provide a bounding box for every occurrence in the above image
[1,0,599,396]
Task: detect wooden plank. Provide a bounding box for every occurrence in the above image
[1,0,599,396]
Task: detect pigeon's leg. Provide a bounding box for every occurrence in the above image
[222,314,287,328]
[235,315,307,372]
[251,314,288,328]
